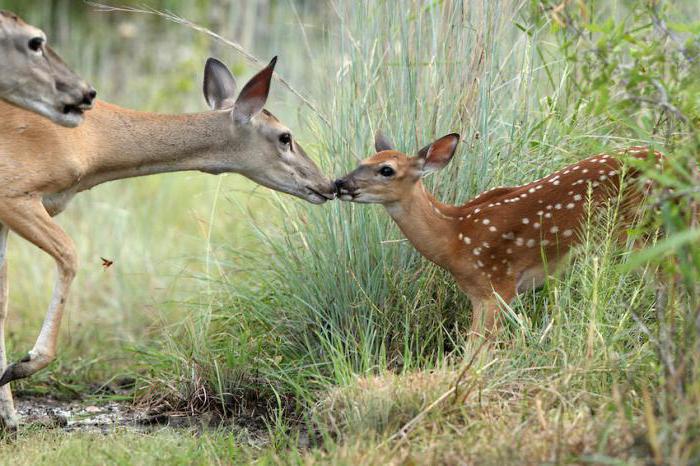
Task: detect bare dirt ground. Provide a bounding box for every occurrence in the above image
[14,396,269,444]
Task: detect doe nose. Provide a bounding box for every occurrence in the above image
[334,179,345,193]
[82,87,97,106]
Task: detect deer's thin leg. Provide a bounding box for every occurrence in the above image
[0,200,76,387]
[468,282,516,338]
[0,225,18,429]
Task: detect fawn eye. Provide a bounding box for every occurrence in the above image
[28,37,44,53]
[379,166,395,177]
[279,132,292,145]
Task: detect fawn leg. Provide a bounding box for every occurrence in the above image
[468,281,517,338]
[0,200,76,386]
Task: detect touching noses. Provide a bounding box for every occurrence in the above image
[334,178,345,194]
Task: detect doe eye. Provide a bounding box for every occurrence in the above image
[28,37,44,53]
[279,132,292,145]
[379,166,395,177]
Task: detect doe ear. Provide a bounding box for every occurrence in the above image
[233,56,277,124]
[203,58,237,110]
[374,130,395,152]
[416,133,460,174]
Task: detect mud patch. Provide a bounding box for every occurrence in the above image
[14,396,268,443]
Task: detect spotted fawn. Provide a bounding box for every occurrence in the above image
[335,132,660,335]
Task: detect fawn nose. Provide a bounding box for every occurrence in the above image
[334,179,345,193]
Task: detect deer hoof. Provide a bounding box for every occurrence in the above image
[0,413,19,433]
[0,353,43,387]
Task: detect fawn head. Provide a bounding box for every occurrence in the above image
[335,131,460,204]
[202,57,335,204]
[0,11,96,127]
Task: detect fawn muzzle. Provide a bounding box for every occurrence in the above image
[334,177,357,200]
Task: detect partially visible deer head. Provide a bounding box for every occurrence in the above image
[0,10,95,127]
[202,57,336,204]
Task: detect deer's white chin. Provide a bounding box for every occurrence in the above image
[303,186,335,204]
[306,194,327,204]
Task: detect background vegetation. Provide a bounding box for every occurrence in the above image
[0,0,698,464]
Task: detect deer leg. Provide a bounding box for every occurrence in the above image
[468,282,517,338]
[0,200,76,387]
[469,297,501,336]
[0,225,18,429]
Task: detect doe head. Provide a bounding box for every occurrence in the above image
[0,11,96,127]
[202,57,336,204]
[335,131,460,204]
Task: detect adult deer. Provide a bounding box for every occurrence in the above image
[0,57,335,429]
[335,132,659,337]
[0,10,96,127]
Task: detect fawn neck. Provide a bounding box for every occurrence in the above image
[385,182,459,269]
[77,101,239,191]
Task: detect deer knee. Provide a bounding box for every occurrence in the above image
[55,246,77,282]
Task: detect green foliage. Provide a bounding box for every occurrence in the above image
[529,1,700,462]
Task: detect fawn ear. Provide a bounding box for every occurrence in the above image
[233,56,277,123]
[416,133,460,174]
[203,58,237,110]
[375,130,395,152]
